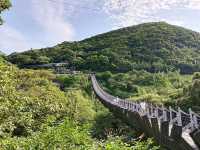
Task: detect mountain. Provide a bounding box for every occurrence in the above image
[7,22,200,74]
[0,51,5,56]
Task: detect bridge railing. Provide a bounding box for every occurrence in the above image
[91,75,200,132]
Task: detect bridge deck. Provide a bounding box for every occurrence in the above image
[91,75,200,150]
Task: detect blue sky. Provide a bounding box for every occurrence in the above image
[1,0,200,54]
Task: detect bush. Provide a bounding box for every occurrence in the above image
[190,79,200,103]
[193,72,200,80]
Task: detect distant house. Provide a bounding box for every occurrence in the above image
[26,62,68,68]
[26,62,80,74]
[35,62,69,68]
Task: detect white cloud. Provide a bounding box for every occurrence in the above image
[102,0,200,28]
[188,0,200,9]
[0,0,76,54]
[31,0,75,42]
[2,0,200,54]
[0,24,30,54]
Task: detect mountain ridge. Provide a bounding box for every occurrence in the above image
[7,22,200,74]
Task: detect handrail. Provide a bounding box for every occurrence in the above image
[91,75,200,132]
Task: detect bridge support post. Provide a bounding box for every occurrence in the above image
[170,125,194,150]
[151,118,160,143]
[170,124,182,139]
[141,115,153,137]
[91,76,200,150]
[170,125,183,150]
[128,112,143,132]
[190,129,200,148]
[160,121,169,146]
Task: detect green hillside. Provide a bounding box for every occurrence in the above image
[8,22,200,74]
[2,0,200,148]
[0,51,5,56]
[2,21,200,149]
[0,58,159,149]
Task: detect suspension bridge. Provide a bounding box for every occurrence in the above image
[91,75,200,150]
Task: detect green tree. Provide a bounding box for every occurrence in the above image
[8,22,200,74]
[36,56,50,64]
[189,72,200,104]
[0,0,11,24]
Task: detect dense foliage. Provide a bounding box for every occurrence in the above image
[8,22,200,74]
[177,72,200,111]
[0,0,11,24]
[1,3,199,149]
[96,71,191,101]
[96,70,200,112]
[0,59,160,149]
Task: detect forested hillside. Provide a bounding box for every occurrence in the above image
[0,57,160,149]
[1,1,200,147]
[8,22,200,74]
[0,51,5,56]
[0,2,162,149]
[96,71,200,112]
[1,54,200,149]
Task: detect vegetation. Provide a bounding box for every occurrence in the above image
[177,72,200,111]
[0,51,5,56]
[0,5,164,148]
[0,0,11,25]
[96,71,192,102]
[1,4,200,147]
[2,56,196,149]
[0,58,160,149]
[1,0,200,147]
[8,22,200,74]
[96,70,200,113]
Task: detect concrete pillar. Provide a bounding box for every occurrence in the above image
[128,112,144,132]
[160,121,169,146]
[190,129,200,148]
[179,139,196,150]
[170,124,182,140]
[170,125,194,150]
[141,115,153,137]
[160,121,169,136]
[151,118,160,143]
[169,124,182,149]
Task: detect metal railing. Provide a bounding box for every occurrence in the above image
[91,75,200,132]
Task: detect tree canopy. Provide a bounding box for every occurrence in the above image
[8,22,200,74]
[0,0,11,25]
[1,2,199,149]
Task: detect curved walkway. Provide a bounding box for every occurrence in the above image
[91,75,200,150]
